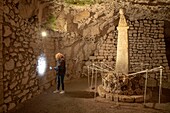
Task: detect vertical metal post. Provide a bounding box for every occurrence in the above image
[159,66,163,104]
[140,62,143,71]
[88,65,90,88]
[144,69,148,105]
[91,63,94,90]
[115,73,119,105]
[101,62,103,79]
[94,68,97,98]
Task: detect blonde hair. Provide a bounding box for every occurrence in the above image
[55,53,64,60]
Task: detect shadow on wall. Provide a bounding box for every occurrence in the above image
[165,21,170,67]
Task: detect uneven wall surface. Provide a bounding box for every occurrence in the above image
[52,2,116,79]
[2,0,56,112]
[1,0,170,112]
[129,20,167,71]
[51,0,170,81]
[128,20,170,87]
[0,0,3,112]
[84,20,170,77]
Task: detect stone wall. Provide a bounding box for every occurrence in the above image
[1,0,170,112]
[114,0,170,21]
[128,20,170,87]
[83,32,117,71]
[129,20,169,72]
[84,19,170,80]
[0,0,3,112]
[38,31,56,91]
[79,18,170,88]
[52,3,116,79]
[49,0,170,80]
[2,0,56,112]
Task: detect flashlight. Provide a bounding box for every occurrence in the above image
[49,66,53,70]
[41,31,47,37]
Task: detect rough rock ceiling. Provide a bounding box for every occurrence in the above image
[15,0,170,23]
[110,0,170,21]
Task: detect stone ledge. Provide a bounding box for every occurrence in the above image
[95,96,170,112]
[98,85,152,103]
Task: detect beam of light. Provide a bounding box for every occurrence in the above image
[37,53,47,76]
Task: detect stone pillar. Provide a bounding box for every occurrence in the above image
[115,9,129,74]
[0,0,3,112]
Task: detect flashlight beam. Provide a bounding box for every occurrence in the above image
[37,53,47,76]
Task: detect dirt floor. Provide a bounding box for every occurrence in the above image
[7,78,170,113]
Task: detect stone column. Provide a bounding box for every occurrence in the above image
[115,9,129,74]
[0,0,3,112]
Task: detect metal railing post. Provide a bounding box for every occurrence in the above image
[144,69,148,105]
[159,66,163,104]
[90,63,94,90]
[88,65,90,88]
[94,68,98,98]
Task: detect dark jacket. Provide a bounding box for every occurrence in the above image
[55,59,66,75]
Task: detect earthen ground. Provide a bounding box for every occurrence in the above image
[7,78,170,113]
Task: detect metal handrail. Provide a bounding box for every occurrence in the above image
[86,63,164,104]
[128,66,163,76]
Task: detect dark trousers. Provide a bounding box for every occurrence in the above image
[57,74,65,90]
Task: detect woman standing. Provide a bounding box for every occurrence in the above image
[53,53,66,94]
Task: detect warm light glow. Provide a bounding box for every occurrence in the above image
[41,31,47,37]
[37,53,47,76]
[49,66,52,70]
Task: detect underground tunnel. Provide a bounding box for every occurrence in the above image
[0,0,170,113]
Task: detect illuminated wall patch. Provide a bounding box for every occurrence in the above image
[37,53,47,76]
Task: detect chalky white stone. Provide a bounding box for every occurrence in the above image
[115,9,129,74]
